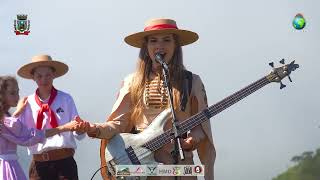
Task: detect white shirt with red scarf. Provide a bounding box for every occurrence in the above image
[19,90,85,155]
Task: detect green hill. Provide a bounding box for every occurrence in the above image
[273,148,320,180]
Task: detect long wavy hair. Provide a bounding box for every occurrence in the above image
[130,35,186,122]
[0,76,18,119]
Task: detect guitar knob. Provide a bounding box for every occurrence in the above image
[280,59,285,64]
[269,62,274,67]
[280,81,286,89]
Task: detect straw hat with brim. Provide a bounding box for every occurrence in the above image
[17,55,69,79]
[124,18,199,48]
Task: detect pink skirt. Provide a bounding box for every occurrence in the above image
[0,160,27,180]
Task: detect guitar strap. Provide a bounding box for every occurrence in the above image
[180,70,193,112]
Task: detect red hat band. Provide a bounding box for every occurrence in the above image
[144,24,178,31]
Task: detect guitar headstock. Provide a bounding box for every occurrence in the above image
[266,59,299,89]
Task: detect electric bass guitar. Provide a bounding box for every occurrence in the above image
[103,60,299,177]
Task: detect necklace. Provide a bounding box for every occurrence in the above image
[144,74,169,109]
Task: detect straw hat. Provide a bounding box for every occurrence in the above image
[17,55,69,79]
[124,18,199,48]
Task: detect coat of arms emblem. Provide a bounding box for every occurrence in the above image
[14,14,30,35]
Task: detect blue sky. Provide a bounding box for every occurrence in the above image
[1,0,319,179]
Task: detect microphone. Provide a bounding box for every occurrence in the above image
[155,53,169,70]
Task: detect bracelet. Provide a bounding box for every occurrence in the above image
[95,126,101,137]
[88,125,100,138]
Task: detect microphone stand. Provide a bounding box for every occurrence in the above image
[159,61,185,169]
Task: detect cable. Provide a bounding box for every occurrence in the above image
[90,165,108,180]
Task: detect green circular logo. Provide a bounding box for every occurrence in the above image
[293,14,306,30]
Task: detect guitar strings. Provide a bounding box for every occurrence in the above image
[179,77,270,135]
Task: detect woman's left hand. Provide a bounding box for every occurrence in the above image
[180,126,206,151]
[181,137,199,151]
[181,134,201,151]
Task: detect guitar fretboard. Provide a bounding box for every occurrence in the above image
[143,76,271,151]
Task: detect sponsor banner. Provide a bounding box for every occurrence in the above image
[115,164,204,176]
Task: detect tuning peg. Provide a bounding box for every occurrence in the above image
[280,59,285,64]
[288,75,292,82]
[280,81,286,89]
[269,62,274,67]
[292,64,299,71]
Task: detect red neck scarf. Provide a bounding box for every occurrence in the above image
[35,87,58,130]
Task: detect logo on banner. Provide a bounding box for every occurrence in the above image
[158,168,172,175]
[172,166,182,176]
[194,165,203,174]
[132,166,145,176]
[116,166,130,176]
[183,166,193,175]
[146,165,157,176]
[14,14,30,35]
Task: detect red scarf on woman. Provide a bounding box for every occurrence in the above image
[35,87,58,130]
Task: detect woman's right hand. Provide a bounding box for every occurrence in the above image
[85,123,99,137]
[72,116,97,135]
